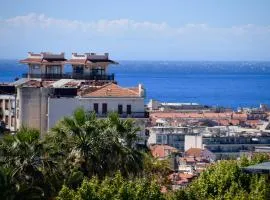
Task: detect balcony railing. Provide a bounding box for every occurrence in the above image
[22,73,115,81]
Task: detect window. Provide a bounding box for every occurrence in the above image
[102,103,107,114]
[91,67,104,76]
[31,65,41,75]
[93,103,99,114]
[163,135,167,143]
[0,108,3,120]
[11,116,14,127]
[118,104,123,114]
[5,115,8,124]
[33,65,40,69]
[5,100,9,110]
[127,105,131,114]
[16,110,19,119]
[73,65,84,74]
[46,65,61,74]
[157,135,162,144]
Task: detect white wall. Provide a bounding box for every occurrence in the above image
[148,130,157,144]
[47,97,145,130]
[184,135,203,151]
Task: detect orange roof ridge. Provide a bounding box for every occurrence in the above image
[126,87,139,95]
[81,82,140,97]
[80,82,113,96]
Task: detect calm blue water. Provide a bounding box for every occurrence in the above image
[1,60,270,108]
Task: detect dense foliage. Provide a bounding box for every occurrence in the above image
[0,108,270,199]
[180,154,270,200]
[57,172,164,200]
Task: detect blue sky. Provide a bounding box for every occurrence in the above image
[0,0,270,60]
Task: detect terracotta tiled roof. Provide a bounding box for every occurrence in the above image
[178,173,195,179]
[230,119,240,125]
[150,111,251,127]
[128,87,139,94]
[150,112,233,119]
[20,58,43,64]
[81,83,140,97]
[185,157,196,163]
[217,119,230,126]
[169,172,196,185]
[246,120,259,125]
[232,113,248,120]
[185,148,203,157]
[150,144,178,158]
[20,58,66,64]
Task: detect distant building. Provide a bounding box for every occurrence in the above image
[0,85,16,132]
[148,125,205,150]
[254,146,270,153]
[185,148,216,161]
[150,144,178,159]
[147,99,211,112]
[148,109,270,159]
[169,172,196,189]
[178,148,215,175]
[185,134,270,159]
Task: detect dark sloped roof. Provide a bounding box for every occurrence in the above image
[66,59,118,65]
[243,162,270,174]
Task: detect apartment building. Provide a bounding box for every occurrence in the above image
[185,132,270,159]
[0,52,149,142]
[0,85,16,132]
[148,108,270,159]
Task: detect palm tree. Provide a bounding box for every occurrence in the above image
[50,108,145,180]
[0,127,61,199]
[0,167,16,200]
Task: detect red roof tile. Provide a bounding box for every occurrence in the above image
[81,83,141,98]
[20,58,43,64]
[185,148,203,157]
[150,144,178,158]
[20,58,66,64]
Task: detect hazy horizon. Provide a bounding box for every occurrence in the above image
[0,0,270,60]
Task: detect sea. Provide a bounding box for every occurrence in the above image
[0,60,270,109]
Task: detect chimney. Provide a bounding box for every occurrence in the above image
[138,84,145,97]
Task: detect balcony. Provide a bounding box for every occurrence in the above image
[22,73,115,81]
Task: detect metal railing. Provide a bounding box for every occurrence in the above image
[22,73,115,81]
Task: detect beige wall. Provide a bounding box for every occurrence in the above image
[17,87,50,136]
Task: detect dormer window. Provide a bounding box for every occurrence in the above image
[46,65,61,74]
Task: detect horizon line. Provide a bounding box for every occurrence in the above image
[0,58,270,62]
